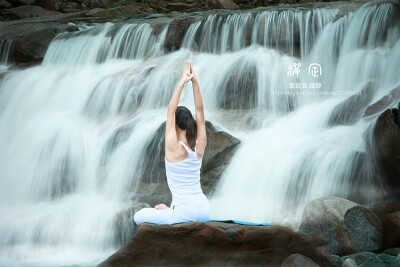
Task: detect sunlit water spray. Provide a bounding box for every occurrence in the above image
[0,1,399,266]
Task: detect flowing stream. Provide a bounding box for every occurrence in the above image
[0,1,399,266]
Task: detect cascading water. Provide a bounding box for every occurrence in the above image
[0,40,13,71]
[0,1,399,266]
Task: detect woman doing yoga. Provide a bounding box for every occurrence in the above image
[134,61,210,225]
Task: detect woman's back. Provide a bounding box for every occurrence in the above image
[165,141,206,207]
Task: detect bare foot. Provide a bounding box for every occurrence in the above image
[155,204,168,210]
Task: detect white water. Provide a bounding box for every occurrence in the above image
[0,1,399,266]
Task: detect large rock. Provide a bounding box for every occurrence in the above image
[382,212,400,249]
[0,20,78,63]
[369,105,400,197]
[281,254,319,267]
[1,6,61,20]
[134,120,240,207]
[370,201,400,220]
[164,16,198,52]
[206,0,239,9]
[99,221,330,266]
[364,86,400,118]
[217,56,257,109]
[327,81,375,126]
[13,26,66,62]
[299,197,383,256]
[112,201,150,246]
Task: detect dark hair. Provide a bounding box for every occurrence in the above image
[175,106,197,151]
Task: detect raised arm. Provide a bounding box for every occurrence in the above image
[190,63,207,159]
[165,61,193,157]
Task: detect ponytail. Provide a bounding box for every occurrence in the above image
[186,117,197,151]
[175,106,197,151]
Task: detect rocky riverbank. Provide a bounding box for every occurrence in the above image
[100,196,400,266]
[0,0,374,66]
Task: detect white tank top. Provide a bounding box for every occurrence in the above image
[165,140,207,206]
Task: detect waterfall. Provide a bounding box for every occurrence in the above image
[0,1,399,266]
[0,40,13,71]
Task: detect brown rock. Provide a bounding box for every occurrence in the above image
[370,201,400,220]
[0,0,13,8]
[99,222,330,266]
[166,2,198,11]
[369,106,400,196]
[13,26,63,62]
[382,212,400,249]
[327,80,375,126]
[299,197,383,256]
[1,6,60,20]
[132,120,240,207]
[281,254,319,267]
[164,16,197,52]
[206,0,239,9]
[364,86,400,118]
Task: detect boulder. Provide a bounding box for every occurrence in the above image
[217,57,257,109]
[382,212,400,249]
[343,258,357,267]
[0,0,13,8]
[342,252,376,266]
[369,105,400,197]
[327,81,375,126]
[299,197,383,256]
[164,16,198,52]
[364,86,400,118]
[281,254,319,267]
[134,120,240,206]
[369,201,400,220]
[1,6,61,20]
[206,0,239,9]
[13,26,64,62]
[99,221,330,266]
[112,201,150,246]
[166,2,198,12]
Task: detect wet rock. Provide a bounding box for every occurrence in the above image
[13,26,65,62]
[113,201,150,246]
[342,252,376,266]
[299,197,383,256]
[166,2,198,12]
[99,222,330,266]
[383,247,400,256]
[217,57,257,109]
[1,5,61,20]
[327,81,375,126]
[0,0,13,8]
[369,106,400,196]
[281,254,319,267]
[364,86,400,118]
[136,120,240,201]
[382,212,400,249]
[370,201,400,220]
[164,16,198,52]
[376,253,400,266]
[206,0,239,9]
[329,255,343,267]
[343,258,357,267]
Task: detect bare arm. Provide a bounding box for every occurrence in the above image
[165,61,193,158]
[190,63,207,158]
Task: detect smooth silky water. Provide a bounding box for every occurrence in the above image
[0,1,399,266]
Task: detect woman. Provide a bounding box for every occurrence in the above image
[134,61,210,225]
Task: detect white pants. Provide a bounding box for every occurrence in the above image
[134,198,210,225]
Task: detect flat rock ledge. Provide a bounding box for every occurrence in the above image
[99,221,330,266]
